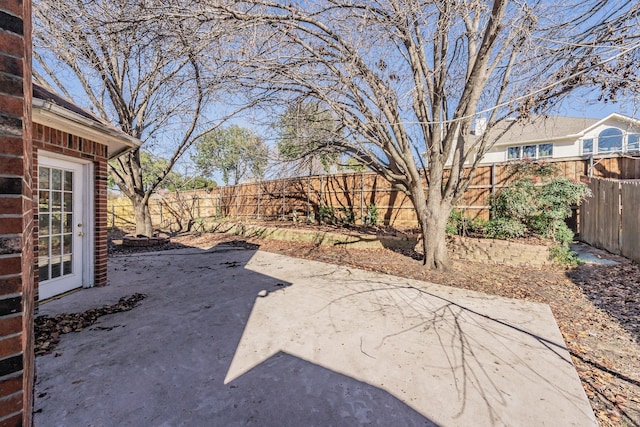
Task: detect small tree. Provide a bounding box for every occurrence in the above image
[193,125,268,186]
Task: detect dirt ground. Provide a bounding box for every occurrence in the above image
[106,227,640,426]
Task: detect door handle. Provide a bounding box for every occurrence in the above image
[77,232,85,237]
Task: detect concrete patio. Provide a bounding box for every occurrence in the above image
[34,243,596,426]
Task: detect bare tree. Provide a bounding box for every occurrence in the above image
[273,100,342,177]
[168,0,639,269]
[33,0,245,236]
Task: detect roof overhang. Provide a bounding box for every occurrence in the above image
[32,98,140,159]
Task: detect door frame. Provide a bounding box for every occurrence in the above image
[38,151,95,295]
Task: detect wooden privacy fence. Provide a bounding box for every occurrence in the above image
[580,178,640,263]
[108,156,640,232]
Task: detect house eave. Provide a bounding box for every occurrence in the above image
[492,134,579,147]
[32,98,140,159]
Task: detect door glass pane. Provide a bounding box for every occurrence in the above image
[39,168,50,189]
[51,258,62,279]
[583,139,593,154]
[52,169,62,190]
[63,260,72,275]
[62,254,72,275]
[38,237,49,255]
[64,193,73,212]
[63,234,72,254]
[51,236,61,256]
[64,171,73,191]
[51,192,62,211]
[39,262,49,281]
[39,214,50,235]
[64,214,73,233]
[51,213,62,234]
[39,191,50,211]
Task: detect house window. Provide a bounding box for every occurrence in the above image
[628,134,639,152]
[538,143,553,158]
[582,138,593,154]
[523,145,536,159]
[507,143,553,160]
[507,146,521,160]
[598,128,623,153]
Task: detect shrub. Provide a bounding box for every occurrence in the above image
[490,178,538,222]
[364,204,378,227]
[484,218,527,239]
[549,244,582,267]
[489,174,590,243]
[337,207,355,225]
[446,209,465,235]
[318,205,335,224]
[508,159,559,180]
[447,209,485,236]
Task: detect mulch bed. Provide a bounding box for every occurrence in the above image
[43,227,637,426]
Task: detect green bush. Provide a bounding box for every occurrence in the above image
[337,207,355,225]
[364,204,378,227]
[490,178,538,221]
[549,244,582,267]
[446,209,485,236]
[318,205,336,224]
[446,209,464,235]
[490,175,589,239]
[484,217,527,239]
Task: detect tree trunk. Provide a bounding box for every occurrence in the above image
[411,181,452,270]
[132,196,154,237]
[419,203,451,270]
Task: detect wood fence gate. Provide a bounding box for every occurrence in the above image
[580,178,640,263]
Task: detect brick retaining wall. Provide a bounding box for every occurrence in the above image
[207,222,552,267]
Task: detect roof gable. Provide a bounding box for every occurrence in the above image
[486,116,599,145]
[31,83,140,159]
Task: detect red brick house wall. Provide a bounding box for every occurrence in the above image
[0,0,34,425]
[32,126,109,296]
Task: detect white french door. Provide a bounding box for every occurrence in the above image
[38,154,91,300]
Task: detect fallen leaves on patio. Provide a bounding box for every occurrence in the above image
[35,293,146,356]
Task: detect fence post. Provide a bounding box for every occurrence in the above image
[257,182,261,220]
[281,179,286,220]
[307,175,311,220]
[360,171,365,224]
[235,185,239,220]
[490,163,497,219]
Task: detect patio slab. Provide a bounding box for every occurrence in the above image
[34,244,596,426]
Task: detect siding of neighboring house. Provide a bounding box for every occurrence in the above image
[477,116,640,165]
[0,1,35,425]
[32,123,110,298]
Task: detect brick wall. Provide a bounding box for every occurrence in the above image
[33,124,109,292]
[0,0,34,425]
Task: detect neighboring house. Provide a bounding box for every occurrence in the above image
[32,83,140,300]
[474,113,640,165]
